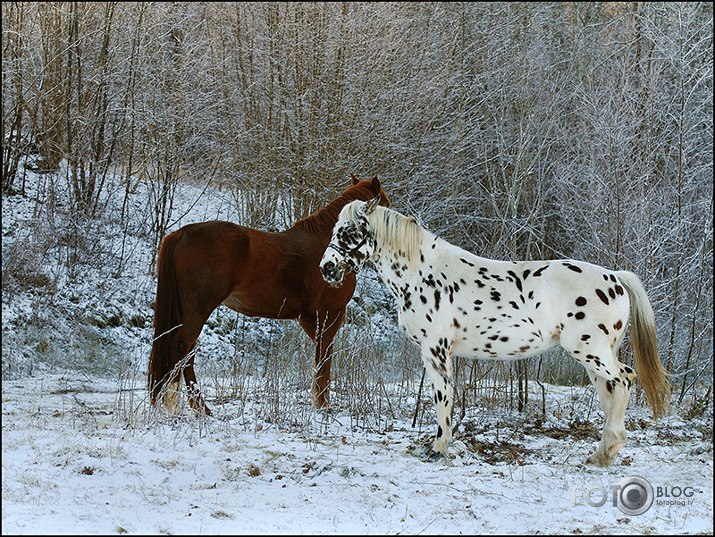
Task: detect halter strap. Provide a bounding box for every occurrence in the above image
[326,235,371,274]
[349,235,370,255]
[327,243,348,257]
[327,235,370,259]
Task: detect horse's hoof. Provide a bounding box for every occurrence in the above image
[421,449,445,463]
[188,399,212,416]
[585,452,613,467]
[311,392,330,409]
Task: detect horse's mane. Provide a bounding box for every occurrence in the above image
[294,182,375,235]
[343,202,425,265]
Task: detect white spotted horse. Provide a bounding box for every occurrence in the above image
[320,197,671,467]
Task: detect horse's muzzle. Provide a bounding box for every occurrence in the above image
[320,260,345,287]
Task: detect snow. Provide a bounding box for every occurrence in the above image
[2,374,713,535]
[2,163,713,534]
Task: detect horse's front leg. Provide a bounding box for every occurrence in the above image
[420,339,455,459]
[300,308,345,408]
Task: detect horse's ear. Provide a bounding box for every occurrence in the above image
[365,194,380,215]
[370,176,380,191]
[350,173,359,185]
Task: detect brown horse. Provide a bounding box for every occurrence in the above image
[148,175,390,414]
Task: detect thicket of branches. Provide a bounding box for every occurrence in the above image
[2,2,712,406]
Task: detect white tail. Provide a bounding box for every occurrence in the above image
[617,271,671,419]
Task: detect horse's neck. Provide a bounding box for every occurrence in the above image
[379,208,429,253]
[372,214,431,278]
[294,188,368,235]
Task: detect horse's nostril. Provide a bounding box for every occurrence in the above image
[322,262,340,282]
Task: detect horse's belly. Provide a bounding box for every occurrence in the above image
[451,321,559,361]
[221,293,301,319]
[452,341,558,360]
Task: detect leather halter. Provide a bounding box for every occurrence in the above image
[326,235,370,273]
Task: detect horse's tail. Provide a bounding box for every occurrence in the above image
[617,270,671,419]
[148,230,183,407]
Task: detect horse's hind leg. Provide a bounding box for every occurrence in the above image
[164,318,213,415]
[162,377,182,415]
[585,364,635,466]
[161,341,206,415]
[566,344,636,466]
[183,346,211,415]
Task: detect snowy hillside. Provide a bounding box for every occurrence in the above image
[2,165,713,534]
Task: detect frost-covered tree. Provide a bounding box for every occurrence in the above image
[2,1,711,400]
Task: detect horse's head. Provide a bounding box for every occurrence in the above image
[351,174,391,209]
[320,196,380,286]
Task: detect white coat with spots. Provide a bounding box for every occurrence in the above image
[320,197,671,466]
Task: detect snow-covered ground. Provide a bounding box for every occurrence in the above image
[2,163,713,534]
[2,373,713,534]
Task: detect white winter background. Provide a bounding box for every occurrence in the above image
[2,166,713,535]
